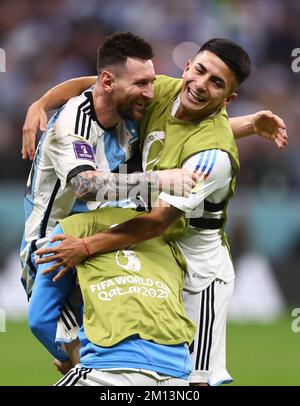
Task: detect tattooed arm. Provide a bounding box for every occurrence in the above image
[69,169,196,202]
[69,170,156,202]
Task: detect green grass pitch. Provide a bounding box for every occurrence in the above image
[0,317,299,386]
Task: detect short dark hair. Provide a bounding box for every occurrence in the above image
[199,38,251,85]
[97,32,154,74]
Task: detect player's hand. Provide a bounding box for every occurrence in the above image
[22,100,48,160]
[252,110,288,149]
[53,358,73,375]
[156,169,197,197]
[35,234,88,282]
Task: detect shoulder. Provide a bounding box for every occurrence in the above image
[55,90,92,137]
[180,108,238,167]
[211,108,233,136]
[196,108,233,141]
[185,149,232,180]
[155,74,180,85]
[154,75,182,97]
[213,149,231,173]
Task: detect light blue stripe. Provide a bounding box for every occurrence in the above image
[71,199,91,213]
[194,151,206,172]
[205,149,217,178]
[125,119,139,142]
[103,129,126,172]
[200,150,211,175]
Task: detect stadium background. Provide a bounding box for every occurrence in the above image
[0,0,299,386]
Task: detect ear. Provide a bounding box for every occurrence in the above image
[100,70,115,92]
[224,92,237,106]
[182,60,192,79]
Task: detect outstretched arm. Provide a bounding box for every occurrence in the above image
[22,76,97,160]
[35,203,183,281]
[229,110,288,149]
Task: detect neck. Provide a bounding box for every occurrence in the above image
[175,103,220,122]
[175,104,197,121]
[92,82,119,128]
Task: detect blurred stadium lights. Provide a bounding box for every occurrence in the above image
[172,41,199,70]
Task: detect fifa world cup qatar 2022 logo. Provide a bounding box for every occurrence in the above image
[116,250,141,272]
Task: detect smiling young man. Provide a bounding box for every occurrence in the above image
[26,38,287,385]
[87,38,249,385]
[177,50,238,121]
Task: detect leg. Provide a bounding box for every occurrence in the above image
[183,279,234,386]
[55,288,82,365]
[28,224,76,361]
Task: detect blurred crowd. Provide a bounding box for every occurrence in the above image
[0,0,299,187]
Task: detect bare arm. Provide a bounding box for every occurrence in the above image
[39,76,97,110]
[229,111,288,148]
[229,115,254,138]
[35,203,183,281]
[87,203,182,254]
[22,76,97,160]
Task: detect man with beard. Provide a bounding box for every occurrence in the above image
[22,32,196,367]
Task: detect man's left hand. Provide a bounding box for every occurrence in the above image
[252,110,288,149]
[35,235,88,282]
[53,358,73,375]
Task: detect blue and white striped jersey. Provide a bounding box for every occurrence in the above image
[21,88,139,297]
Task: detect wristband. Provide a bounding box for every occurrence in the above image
[81,238,92,256]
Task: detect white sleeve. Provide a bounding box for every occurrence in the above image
[47,107,97,190]
[159,149,232,213]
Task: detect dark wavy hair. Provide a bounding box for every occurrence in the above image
[97,32,154,74]
[199,38,251,85]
